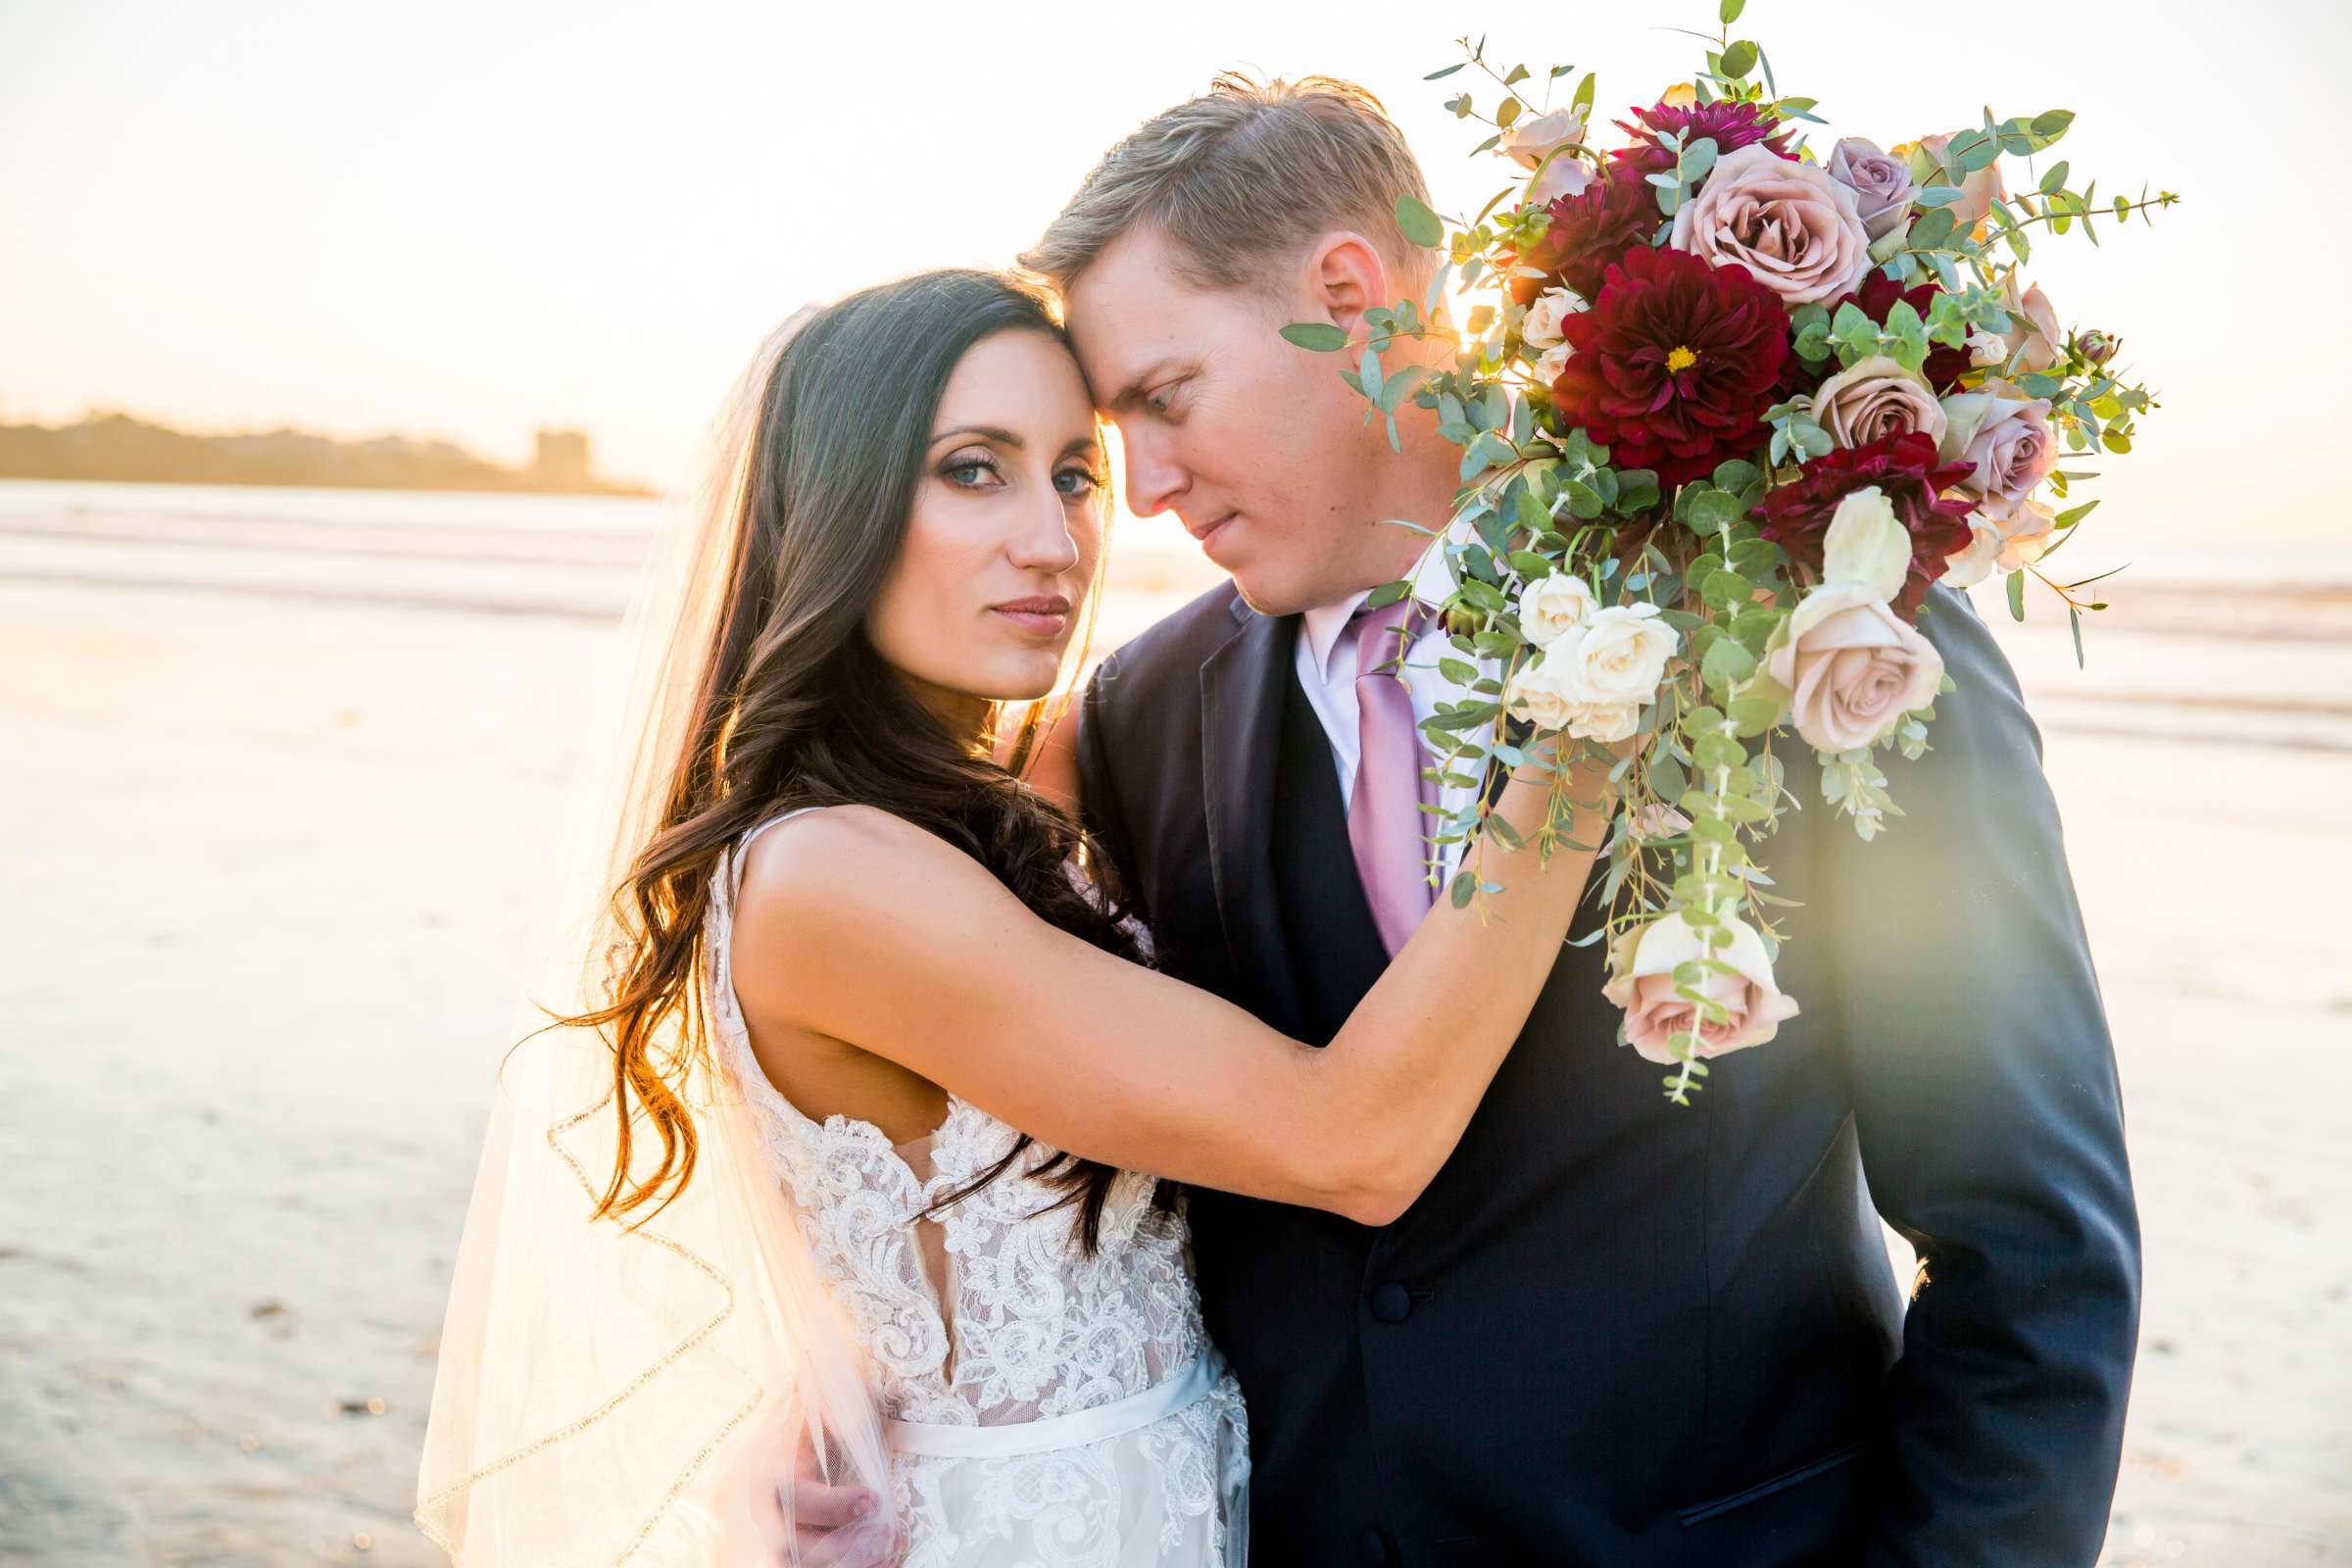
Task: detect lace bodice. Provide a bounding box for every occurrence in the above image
[705,811,1211,1432]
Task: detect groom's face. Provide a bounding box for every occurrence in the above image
[1064,227,1398,617]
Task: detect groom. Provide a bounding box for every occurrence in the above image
[1026,75,2139,1565]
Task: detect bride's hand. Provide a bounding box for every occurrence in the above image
[1482,729,1626,859]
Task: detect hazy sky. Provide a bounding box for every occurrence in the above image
[2,0,2343,542]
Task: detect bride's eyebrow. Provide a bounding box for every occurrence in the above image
[930,424,1022,449]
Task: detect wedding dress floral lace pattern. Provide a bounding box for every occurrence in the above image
[706,812,1250,1567]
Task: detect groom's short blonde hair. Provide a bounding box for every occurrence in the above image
[1022,73,1436,298]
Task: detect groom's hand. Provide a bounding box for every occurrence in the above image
[747,1441,903,1566]
[778,1477,902,1566]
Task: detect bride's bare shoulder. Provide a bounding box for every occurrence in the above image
[729,804,1028,1036]
[739,804,957,902]
[733,806,1002,956]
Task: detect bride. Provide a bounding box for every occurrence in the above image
[416,269,1615,1566]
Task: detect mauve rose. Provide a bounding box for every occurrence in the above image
[1668,143,1872,307]
[1995,271,2062,374]
[1501,109,1592,206]
[1759,581,1945,753]
[1602,909,1800,1065]
[1938,385,2057,521]
[1826,136,1915,241]
[1916,131,2008,234]
[1809,355,1947,450]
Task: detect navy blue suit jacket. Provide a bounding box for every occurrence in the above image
[1075,581,2138,1567]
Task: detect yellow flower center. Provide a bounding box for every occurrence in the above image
[1664,344,1699,373]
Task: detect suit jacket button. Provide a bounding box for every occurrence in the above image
[1370,1282,1412,1323]
[1359,1526,1393,1566]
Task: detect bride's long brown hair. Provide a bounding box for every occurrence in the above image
[564,270,1145,1249]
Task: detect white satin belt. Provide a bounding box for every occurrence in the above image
[884,1354,1222,1459]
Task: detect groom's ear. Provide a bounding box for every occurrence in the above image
[1298,231,1392,342]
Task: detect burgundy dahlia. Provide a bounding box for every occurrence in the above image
[1549,245,1790,487]
[1750,432,1978,616]
[1509,163,1662,305]
[1612,99,1793,176]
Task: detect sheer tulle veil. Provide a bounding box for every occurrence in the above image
[414,307,899,1564]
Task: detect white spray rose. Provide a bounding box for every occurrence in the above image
[1522,286,1581,351]
[1504,654,1643,742]
[1549,602,1680,705]
[1518,571,1597,646]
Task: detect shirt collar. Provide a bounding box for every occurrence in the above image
[1299,590,1371,683]
[1298,526,1468,682]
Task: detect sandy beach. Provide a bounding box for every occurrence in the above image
[2,488,2347,1565]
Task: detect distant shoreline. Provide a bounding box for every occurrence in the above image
[0,468,656,500]
[0,412,654,498]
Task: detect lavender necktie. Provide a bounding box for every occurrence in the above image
[1347,595,1440,956]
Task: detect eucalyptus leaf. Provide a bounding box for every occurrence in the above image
[1728,694,1782,736]
[1395,193,1446,250]
[1280,321,1348,352]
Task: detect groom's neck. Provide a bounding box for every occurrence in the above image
[1345,441,1459,595]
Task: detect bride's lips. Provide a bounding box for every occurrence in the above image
[991,594,1072,637]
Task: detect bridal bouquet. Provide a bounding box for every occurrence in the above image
[1292,7,2173,1101]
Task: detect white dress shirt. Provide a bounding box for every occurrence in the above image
[1292,542,1494,883]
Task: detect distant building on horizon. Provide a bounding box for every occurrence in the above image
[532,428,593,490]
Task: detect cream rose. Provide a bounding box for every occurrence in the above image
[1995,271,2062,374]
[1548,602,1680,705]
[1668,142,1872,307]
[1522,286,1580,351]
[1939,384,2057,522]
[1809,355,1947,450]
[1500,109,1591,206]
[1602,909,1800,1064]
[1819,486,1912,604]
[1757,582,1945,753]
[1518,571,1597,647]
[1533,342,1573,383]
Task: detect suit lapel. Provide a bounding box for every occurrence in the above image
[1199,599,1308,1033]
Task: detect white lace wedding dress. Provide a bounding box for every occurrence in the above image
[706,811,1250,1567]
